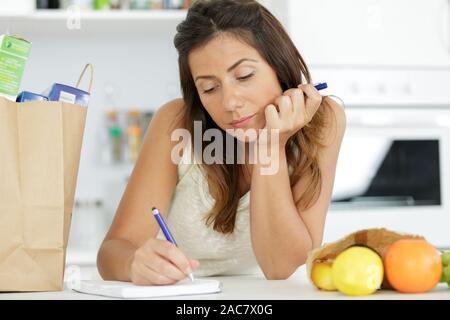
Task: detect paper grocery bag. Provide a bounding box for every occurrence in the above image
[306,228,425,289]
[0,66,91,292]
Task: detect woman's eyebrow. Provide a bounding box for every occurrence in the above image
[194,58,258,82]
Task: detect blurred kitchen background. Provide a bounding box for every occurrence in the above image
[1,0,450,266]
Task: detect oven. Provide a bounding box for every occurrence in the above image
[325,105,450,248]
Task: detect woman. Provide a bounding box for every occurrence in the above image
[97,0,346,284]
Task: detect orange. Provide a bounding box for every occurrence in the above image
[383,239,442,293]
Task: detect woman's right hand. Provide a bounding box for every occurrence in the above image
[129,238,200,285]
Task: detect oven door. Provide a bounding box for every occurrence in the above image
[324,107,450,249]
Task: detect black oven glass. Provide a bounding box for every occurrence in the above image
[331,140,441,209]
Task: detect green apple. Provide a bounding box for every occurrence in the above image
[442,251,450,266]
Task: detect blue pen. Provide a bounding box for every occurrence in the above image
[314,82,328,91]
[152,207,195,282]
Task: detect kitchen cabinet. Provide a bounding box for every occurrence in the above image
[288,0,450,67]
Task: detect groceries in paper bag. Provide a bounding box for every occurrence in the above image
[0,35,31,100]
[0,34,93,292]
[306,228,449,296]
[16,91,48,102]
[0,34,91,106]
[17,66,92,106]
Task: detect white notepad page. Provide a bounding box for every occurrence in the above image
[73,279,222,299]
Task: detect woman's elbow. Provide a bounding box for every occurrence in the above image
[263,257,307,280]
[263,266,299,280]
[96,241,110,280]
[264,271,291,280]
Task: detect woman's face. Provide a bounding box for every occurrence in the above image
[188,33,283,142]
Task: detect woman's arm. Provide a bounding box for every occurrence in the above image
[250,97,346,280]
[97,98,185,281]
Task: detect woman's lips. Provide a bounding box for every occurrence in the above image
[230,114,256,128]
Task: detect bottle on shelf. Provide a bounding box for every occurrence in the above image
[130,0,149,9]
[163,0,184,10]
[38,0,193,10]
[94,0,111,10]
[127,110,142,162]
[149,0,162,9]
[61,0,94,10]
[119,0,132,9]
[106,110,123,164]
[183,0,192,9]
[36,0,61,9]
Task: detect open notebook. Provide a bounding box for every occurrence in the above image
[72,279,222,299]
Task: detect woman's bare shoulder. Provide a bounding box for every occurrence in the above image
[157,98,185,114]
[147,98,187,139]
[326,96,346,123]
[322,96,347,145]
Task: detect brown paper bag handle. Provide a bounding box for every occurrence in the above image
[75,63,94,93]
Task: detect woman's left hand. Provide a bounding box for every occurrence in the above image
[262,84,323,149]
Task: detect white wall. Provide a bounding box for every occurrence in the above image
[20,32,181,200]
[287,0,450,67]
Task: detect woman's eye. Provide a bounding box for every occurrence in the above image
[237,72,254,81]
[203,87,215,94]
[201,73,253,94]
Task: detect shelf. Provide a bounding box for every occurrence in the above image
[0,10,188,37]
[2,9,188,20]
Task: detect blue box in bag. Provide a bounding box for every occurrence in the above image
[16,91,48,102]
[43,64,93,107]
[44,83,90,107]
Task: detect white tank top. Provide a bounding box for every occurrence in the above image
[157,141,262,276]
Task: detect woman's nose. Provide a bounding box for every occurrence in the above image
[221,85,243,112]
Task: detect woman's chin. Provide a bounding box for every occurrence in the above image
[228,127,260,143]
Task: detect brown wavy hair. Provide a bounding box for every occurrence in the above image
[174,0,335,234]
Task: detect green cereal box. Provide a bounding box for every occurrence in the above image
[0,35,32,100]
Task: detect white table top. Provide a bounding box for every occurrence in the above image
[0,265,449,300]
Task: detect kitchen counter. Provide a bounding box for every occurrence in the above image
[0,265,449,300]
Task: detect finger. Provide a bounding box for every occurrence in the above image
[299,83,322,101]
[264,104,281,129]
[140,264,175,285]
[283,88,305,120]
[133,263,175,286]
[190,259,200,270]
[273,96,283,112]
[299,84,322,120]
[289,88,305,121]
[152,240,193,277]
[279,95,293,120]
[145,253,189,281]
[282,88,298,96]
